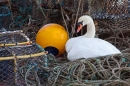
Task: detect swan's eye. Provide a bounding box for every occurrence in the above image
[77,21,83,26]
[77,21,83,33]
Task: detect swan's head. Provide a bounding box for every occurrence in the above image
[77,15,93,33]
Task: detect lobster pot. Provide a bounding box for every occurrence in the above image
[106,0,128,15]
[91,0,130,19]
[94,18,130,50]
[0,48,14,85]
[0,44,47,86]
[0,30,31,46]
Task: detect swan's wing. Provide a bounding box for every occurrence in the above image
[67,38,121,61]
[93,38,121,54]
[67,45,105,61]
[65,38,76,53]
[75,38,120,54]
[65,36,83,53]
[81,38,121,54]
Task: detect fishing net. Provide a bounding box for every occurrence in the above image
[0,3,12,30]
[0,44,48,86]
[0,30,31,46]
[47,53,130,86]
[95,19,130,51]
[91,0,130,19]
[106,0,128,15]
[0,49,14,86]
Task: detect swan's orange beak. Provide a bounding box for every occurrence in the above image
[77,24,83,33]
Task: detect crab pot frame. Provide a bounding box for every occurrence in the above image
[0,30,31,47]
[0,44,48,85]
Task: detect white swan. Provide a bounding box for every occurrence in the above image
[65,15,121,61]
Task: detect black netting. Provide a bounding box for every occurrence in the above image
[0,5,12,30]
[0,44,49,85]
[0,49,14,85]
[0,30,30,45]
[91,0,130,19]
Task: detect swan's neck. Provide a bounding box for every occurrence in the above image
[84,21,95,38]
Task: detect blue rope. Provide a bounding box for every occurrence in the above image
[12,0,32,27]
[121,58,126,62]
[0,6,11,17]
[14,16,27,27]
[36,44,45,52]
[0,6,12,29]
[36,44,48,68]
[28,62,39,71]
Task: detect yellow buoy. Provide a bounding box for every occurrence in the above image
[36,23,69,56]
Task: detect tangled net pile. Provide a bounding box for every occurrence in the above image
[0,0,130,86]
[47,53,130,86]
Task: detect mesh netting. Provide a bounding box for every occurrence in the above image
[0,44,48,86]
[0,5,12,30]
[47,53,130,86]
[95,19,130,50]
[106,0,128,15]
[0,49,14,86]
[0,30,31,46]
[91,0,130,19]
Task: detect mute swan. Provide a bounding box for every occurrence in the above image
[65,15,121,61]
